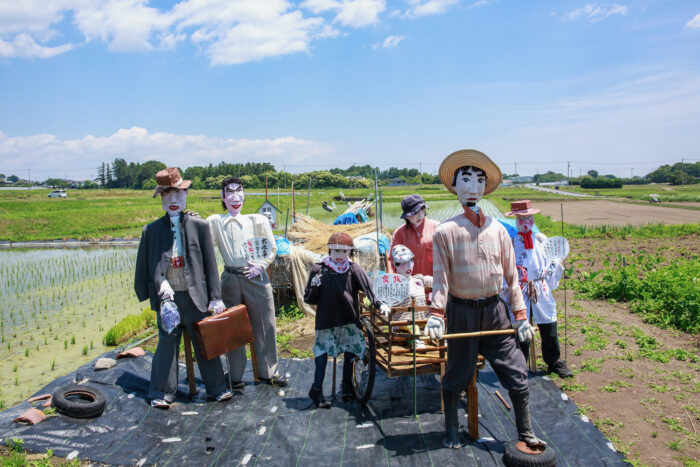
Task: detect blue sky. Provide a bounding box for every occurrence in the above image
[1,0,699,181]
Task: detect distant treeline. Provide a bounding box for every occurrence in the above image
[32,159,700,189]
[91,160,441,189]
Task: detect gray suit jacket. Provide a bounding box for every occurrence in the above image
[134,213,221,313]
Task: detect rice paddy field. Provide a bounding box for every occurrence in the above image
[0,247,145,408]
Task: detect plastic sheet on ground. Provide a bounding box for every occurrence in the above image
[0,350,626,466]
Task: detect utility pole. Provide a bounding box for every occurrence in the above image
[514,162,517,176]
[283,165,286,189]
[631,167,633,179]
[27,168,30,189]
[567,161,571,189]
[419,163,422,187]
[681,158,685,190]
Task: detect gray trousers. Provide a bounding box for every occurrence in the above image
[442,296,528,395]
[149,291,226,401]
[221,270,279,381]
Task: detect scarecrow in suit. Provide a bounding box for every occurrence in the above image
[135,168,231,409]
[424,150,545,449]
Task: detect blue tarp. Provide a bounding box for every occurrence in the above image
[496,218,540,238]
[274,236,291,256]
[333,212,359,225]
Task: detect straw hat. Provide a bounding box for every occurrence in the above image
[505,200,541,216]
[153,167,192,198]
[438,149,502,196]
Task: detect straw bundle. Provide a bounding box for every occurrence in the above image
[287,213,386,254]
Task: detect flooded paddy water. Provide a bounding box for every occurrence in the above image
[0,247,145,408]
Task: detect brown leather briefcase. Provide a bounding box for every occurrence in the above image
[193,305,255,360]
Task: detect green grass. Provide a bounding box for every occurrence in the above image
[103,309,156,346]
[565,183,700,202]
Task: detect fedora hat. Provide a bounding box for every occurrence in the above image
[505,199,541,216]
[438,149,502,196]
[153,167,192,198]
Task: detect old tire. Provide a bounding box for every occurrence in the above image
[52,384,106,419]
[503,440,556,467]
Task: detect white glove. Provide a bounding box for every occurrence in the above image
[424,316,445,340]
[158,280,174,301]
[243,262,264,279]
[208,299,226,315]
[379,303,391,319]
[514,319,535,343]
[310,273,322,287]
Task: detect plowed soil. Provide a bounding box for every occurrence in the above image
[536,200,700,225]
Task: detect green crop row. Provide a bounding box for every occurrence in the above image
[570,255,700,334]
[103,309,156,346]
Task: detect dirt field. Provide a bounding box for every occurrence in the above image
[536,200,700,226]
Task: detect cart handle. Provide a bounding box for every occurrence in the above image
[420,329,518,341]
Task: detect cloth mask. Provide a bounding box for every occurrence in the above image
[454,167,486,207]
[161,189,187,217]
[222,183,245,217]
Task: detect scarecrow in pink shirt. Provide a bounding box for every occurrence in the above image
[424,150,546,452]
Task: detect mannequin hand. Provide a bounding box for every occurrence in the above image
[208,299,226,315]
[513,320,535,343]
[158,280,175,301]
[310,274,322,287]
[243,262,264,279]
[184,209,201,218]
[379,303,391,319]
[424,316,445,340]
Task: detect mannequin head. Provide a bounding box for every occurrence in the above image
[329,248,351,264]
[391,244,415,278]
[220,176,245,217]
[161,188,187,217]
[452,166,486,207]
[400,194,428,227]
[405,208,426,228]
[516,214,534,233]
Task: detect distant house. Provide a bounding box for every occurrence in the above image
[501,179,513,187]
[387,178,418,187]
[347,175,365,180]
[257,200,282,230]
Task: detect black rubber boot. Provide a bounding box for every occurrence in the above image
[309,386,331,409]
[341,379,354,402]
[510,390,546,448]
[442,388,463,448]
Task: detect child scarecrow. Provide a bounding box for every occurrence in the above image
[390,244,433,348]
[207,176,287,388]
[389,194,439,276]
[505,200,572,378]
[135,167,231,409]
[424,150,545,449]
[304,232,391,407]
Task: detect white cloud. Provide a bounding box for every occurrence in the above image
[0,33,74,58]
[686,13,700,29]
[403,0,459,19]
[381,34,405,48]
[301,0,386,27]
[0,127,337,179]
[563,3,628,23]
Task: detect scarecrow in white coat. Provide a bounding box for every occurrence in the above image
[424,149,545,449]
[505,200,572,378]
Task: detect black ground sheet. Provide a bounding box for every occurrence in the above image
[0,351,626,466]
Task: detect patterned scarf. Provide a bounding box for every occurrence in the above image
[518,230,534,249]
[322,255,350,274]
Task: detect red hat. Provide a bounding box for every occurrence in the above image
[327,232,354,250]
[153,167,192,198]
[505,199,541,216]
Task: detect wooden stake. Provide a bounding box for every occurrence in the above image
[182,330,196,396]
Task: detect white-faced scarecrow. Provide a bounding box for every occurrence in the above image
[424,150,547,451]
[135,167,231,409]
[207,177,287,388]
[303,232,391,408]
[505,199,572,378]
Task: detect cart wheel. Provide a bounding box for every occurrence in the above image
[352,316,376,404]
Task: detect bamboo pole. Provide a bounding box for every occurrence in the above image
[420,329,517,341]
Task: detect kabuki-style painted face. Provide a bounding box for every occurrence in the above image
[454,167,486,206]
[222,183,244,217]
[161,188,187,217]
[406,209,426,227]
[516,215,534,233]
[395,259,414,277]
[329,248,350,264]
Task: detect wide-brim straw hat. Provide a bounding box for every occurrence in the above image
[505,199,541,216]
[438,149,502,196]
[153,167,192,197]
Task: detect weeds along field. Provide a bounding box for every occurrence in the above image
[0,248,147,408]
[565,183,700,202]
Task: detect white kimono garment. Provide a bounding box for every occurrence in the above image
[512,233,564,324]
